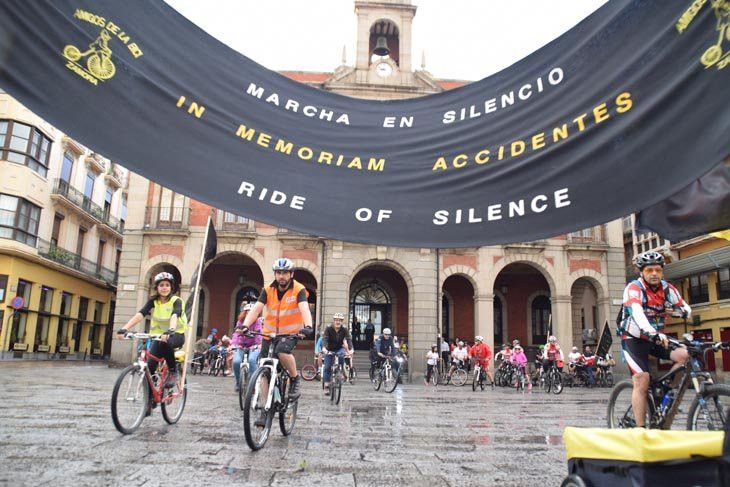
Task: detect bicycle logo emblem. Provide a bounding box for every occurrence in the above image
[61,8,144,85]
[677,0,730,70]
[63,29,116,84]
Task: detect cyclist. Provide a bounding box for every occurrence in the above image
[440,338,451,371]
[322,312,351,394]
[345,334,355,382]
[542,335,564,373]
[425,344,439,385]
[241,258,313,403]
[314,333,324,378]
[469,336,494,387]
[620,250,691,428]
[512,345,529,390]
[372,327,397,378]
[495,344,512,364]
[447,341,469,381]
[231,303,262,392]
[567,346,584,376]
[116,272,187,388]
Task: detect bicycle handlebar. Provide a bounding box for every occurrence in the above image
[122,332,162,340]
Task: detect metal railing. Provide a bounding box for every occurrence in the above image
[53,179,105,221]
[567,226,607,244]
[143,206,189,230]
[37,238,118,285]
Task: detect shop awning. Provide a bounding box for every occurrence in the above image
[664,246,730,281]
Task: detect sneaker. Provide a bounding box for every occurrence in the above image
[289,376,302,400]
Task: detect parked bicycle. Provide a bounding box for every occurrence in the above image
[495,360,516,387]
[372,355,400,393]
[594,360,614,388]
[242,332,300,451]
[608,334,730,430]
[190,352,205,375]
[111,333,186,434]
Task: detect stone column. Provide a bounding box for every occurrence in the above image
[552,295,573,348]
[475,293,495,358]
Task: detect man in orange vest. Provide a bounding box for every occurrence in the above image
[242,258,313,400]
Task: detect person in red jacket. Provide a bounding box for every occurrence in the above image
[469,336,494,386]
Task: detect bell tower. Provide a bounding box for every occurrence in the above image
[354,1,417,81]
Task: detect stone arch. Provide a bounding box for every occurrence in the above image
[348,259,415,296]
[441,265,479,294]
[568,270,608,347]
[566,269,607,302]
[487,253,558,297]
[140,254,184,287]
[202,245,265,275]
[292,260,320,283]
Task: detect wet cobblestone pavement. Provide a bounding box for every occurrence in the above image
[0,362,616,486]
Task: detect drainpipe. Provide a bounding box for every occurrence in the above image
[436,248,441,357]
[319,239,326,335]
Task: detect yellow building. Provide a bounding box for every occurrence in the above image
[663,235,730,376]
[0,92,127,359]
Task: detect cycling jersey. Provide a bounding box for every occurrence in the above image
[451,347,468,362]
[545,343,563,362]
[469,343,492,366]
[620,277,689,341]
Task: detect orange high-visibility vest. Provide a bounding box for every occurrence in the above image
[263,280,308,338]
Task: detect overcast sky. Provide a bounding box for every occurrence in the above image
[164,0,608,81]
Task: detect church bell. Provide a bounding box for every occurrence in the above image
[373,36,390,56]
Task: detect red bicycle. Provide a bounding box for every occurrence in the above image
[111,333,187,434]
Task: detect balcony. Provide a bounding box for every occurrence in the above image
[85,153,105,174]
[104,164,122,189]
[37,238,118,285]
[566,226,608,248]
[52,178,104,219]
[143,206,189,232]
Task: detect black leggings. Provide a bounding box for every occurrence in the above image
[148,333,185,375]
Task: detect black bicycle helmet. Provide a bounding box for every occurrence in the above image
[635,251,665,269]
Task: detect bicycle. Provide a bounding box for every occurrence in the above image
[607,334,730,430]
[595,361,614,388]
[236,347,251,410]
[372,355,400,393]
[514,364,528,392]
[324,351,345,404]
[471,362,492,391]
[540,361,564,394]
[111,333,186,435]
[300,356,320,381]
[442,360,468,386]
[426,359,440,386]
[206,347,225,376]
[242,332,300,451]
[343,355,357,384]
[190,352,205,375]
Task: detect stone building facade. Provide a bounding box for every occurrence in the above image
[111,0,627,375]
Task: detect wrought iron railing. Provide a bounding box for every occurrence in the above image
[37,238,118,285]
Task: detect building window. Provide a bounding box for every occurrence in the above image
[97,239,106,271]
[36,286,54,347]
[76,227,86,257]
[121,194,127,225]
[75,297,89,345]
[531,295,551,345]
[61,152,74,183]
[689,274,709,304]
[9,279,32,349]
[57,292,73,350]
[0,194,41,247]
[718,268,730,301]
[51,213,63,246]
[84,173,95,199]
[0,120,51,177]
[104,187,113,218]
[0,274,7,302]
[159,187,184,223]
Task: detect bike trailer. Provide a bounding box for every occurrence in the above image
[562,427,728,487]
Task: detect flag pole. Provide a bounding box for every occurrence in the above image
[180,214,213,389]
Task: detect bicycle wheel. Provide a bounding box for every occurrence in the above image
[301,364,317,381]
[334,372,343,404]
[384,367,399,393]
[111,364,149,435]
[687,383,730,431]
[238,365,249,411]
[161,375,187,425]
[243,367,274,451]
[541,373,551,393]
[213,358,222,377]
[607,379,640,428]
[560,474,588,487]
[430,368,439,386]
[279,382,298,436]
[372,368,383,391]
[472,369,479,391]
[452,368,468,387]
[551,371,564,395]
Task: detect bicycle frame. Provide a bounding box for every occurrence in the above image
[128,334,179,405]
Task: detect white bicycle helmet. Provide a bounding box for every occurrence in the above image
[474,335,484,342]
[272,258,294,271]
[333,312,345,320]
[548,335,557,343]
[382,328,392,335]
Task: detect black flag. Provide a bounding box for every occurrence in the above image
[185,219,217,321]
[596,321,613,358]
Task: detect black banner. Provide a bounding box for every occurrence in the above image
[596,321,613,359]
[184,219,216,322]
[0,0,728,248]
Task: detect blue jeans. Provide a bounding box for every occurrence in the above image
[323,348,346,383]
[232,348,260,385]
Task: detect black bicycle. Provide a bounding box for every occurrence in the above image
[325,351,345,404]
[608,334,730,430]
[242,332,300,451]
[372,355,399,393]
